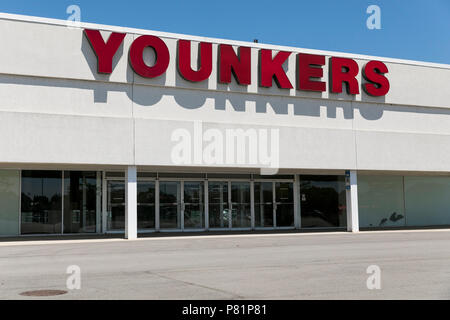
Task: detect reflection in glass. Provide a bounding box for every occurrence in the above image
[231,182,251,228]
[138,182,155,229]
[300,175,347,228]
[275,182,294,227]
[107,181,125,230]
[254,182,273,227]
[64,171,97,233]
[21,170,62,234]
[184,181,204,229]
[159,181,181,229]
[208,182,229,228]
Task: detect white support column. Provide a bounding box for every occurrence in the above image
[125,166,138,239]
[345,170,359,232]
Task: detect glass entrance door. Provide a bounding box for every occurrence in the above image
[183,181,204,229]
[137,182,155,229]
[231,182,251,228]
[254,182,273,227]
[159,181,181,229]
[107,180,125,231]
[254,181,294,228]
[208,181,250,229]
[63,171,98,233]
[275,182,294,227]
[208,181,229,228]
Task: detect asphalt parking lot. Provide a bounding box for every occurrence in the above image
[0,230,449,299]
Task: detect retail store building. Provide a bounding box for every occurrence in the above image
[0,13,449,239]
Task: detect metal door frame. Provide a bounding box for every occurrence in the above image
[158,179,206,232]
[253,179,295,230]
[208,179,252,230]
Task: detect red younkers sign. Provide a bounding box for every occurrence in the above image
[84,29,390,97]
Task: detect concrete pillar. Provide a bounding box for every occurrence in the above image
[125,166,137,239]
[345,170,359,232]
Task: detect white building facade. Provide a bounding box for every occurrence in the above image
[0,13,449,239]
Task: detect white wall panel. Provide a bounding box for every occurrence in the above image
[355,130,450,171]
[0,74,133,117]
[0,112,134,164]
[0,19,133,83]
[134,119,356,169]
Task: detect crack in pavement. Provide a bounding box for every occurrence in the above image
[143,270,245,299]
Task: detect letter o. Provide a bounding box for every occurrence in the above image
[129,35,170,78]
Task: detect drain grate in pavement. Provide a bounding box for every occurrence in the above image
[19,290,68,297]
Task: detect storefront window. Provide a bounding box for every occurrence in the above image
[21,170,62,234]
[300,175,346,228]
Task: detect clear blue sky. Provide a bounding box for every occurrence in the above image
[1,0,449,64]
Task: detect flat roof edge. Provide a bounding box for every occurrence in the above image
[0,12,449,70]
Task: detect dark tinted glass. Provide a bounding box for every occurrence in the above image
[208,182,229,228]
[183,181,204,229]
[63,171,97,233]
[21,170,62,234]
[137,182,155,229]
[254,182,273,227]
[300,175,347,228]
[275,182,294,227]
[231,182,251,228]
[107,181,125,230]
[159,181,181,229]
